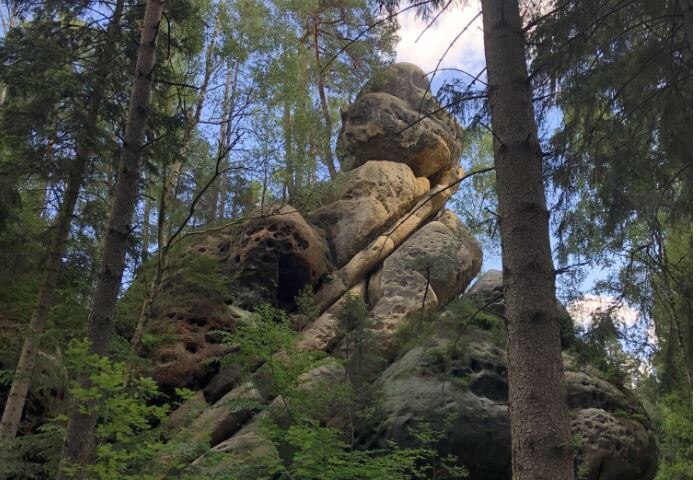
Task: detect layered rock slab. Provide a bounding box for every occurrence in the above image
[308,160,429,265]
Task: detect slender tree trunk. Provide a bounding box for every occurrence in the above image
[0,0,125,441]
[217,62,239,221]
[283,99,295,201]
[130,42,224,352]
[141,188,152,264]
[480,1,574,479]
[57,1,165,477]
[129,177,168,353]
[312,17,337,179]
[209,62,234,222]
[165,19,219,220]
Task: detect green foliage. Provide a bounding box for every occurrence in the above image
[407,415,469,479]
[571,433,589,480]
[268,421,427,480]
[0,421,64,479]
[58,340,188,480]
[446,296,505,346]
[654,391,692,480]
[293,283,320,329]
[289,175,346,212]
[567,311,642,388]
[207,299,467,479]
[451,126,499,256]
[336,293,386,382]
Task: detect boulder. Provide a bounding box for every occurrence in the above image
[147,307,238,390]
[357,62,432,108]
[368,213,482,314]
[465,269,575,347]
[229,204,332,309]
[337,63,463,179]
[367,335,511,480]
[308,161,430,265]
[571,408,657,480]
[369,323,657,480]
[466,269,505,314]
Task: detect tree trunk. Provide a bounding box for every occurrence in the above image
[141,187,152,264]
[217,62,239,220]
[211,62,234,221]
[164,16,219,225]
[130,42,227,353]
[283,99,296,200]
[0,0,125,441]
[680,0,692,51]
[312,17,337,180]
[57,1,165,477]
[480,1,574,479]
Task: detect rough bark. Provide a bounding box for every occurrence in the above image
[480,1,574,479]
[0,0,125,441]
[680,0,692,51]
[57,1,165,477]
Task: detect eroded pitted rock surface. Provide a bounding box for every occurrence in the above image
[366,316,657,480]
[571,408,657,480]
[337,63,463,179]
[466,268,505,313]
[229,204,332,309]
[367,209,482,349]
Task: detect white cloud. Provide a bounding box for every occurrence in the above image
[395,4,485,77]
[567,294,640,328]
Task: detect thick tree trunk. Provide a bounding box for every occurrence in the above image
[480,1,574,479]
[680,0,692,51]
[57,1,165,477]
[0,0,125,441]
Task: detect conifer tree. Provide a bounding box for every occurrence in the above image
[0,0,125,440]
[58,1,166,477]
[480,1,574,478]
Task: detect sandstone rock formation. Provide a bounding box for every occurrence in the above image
[337,62,463,179]
[136,62,656,480]
[466,268,505,314]
[367,211,482,347]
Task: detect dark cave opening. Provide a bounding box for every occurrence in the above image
[276,255,310,310]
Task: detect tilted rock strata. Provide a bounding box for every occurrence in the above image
[308,160,430,265]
